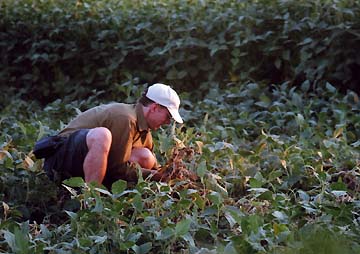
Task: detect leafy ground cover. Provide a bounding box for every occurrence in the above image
[1,82,359,253]
[1,0,360,104]
[1,0,360,253]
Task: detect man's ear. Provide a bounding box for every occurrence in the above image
[149,103,158,112]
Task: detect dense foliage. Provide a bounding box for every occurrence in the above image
[1,83,360,253]
[1,0,360,105]
[1,0,360,253]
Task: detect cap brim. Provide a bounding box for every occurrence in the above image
[168,107,183,123]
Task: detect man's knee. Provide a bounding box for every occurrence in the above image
[130,147,156,169]
[86,127,112,153]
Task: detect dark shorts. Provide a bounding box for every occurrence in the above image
[43,129,89,183]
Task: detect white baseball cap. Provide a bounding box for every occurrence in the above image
[146,83,183,123]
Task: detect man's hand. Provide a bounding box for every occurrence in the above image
[141,166,199,182]
[140,168,169,182]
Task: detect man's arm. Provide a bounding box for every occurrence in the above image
[128,161,169,182]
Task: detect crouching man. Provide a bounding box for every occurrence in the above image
[35,83,184,188]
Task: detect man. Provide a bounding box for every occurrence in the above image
[39,83,183,188]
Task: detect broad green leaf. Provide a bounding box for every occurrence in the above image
[40,224,52,239]
[208,191,223,205]
[272,211,288,223]
[330,182,348,191]
[224,206,245,226]
[258,191,273,200]
[273,223,289,236]
[249,178,263,188]
[120,241,136,251]
[182,232,195,247]
[197,160,207,178]
[175,219,191,237]
[132,242,152,254]
[63,177,85,187]
[155,227,174,240]
[111,179,127,194]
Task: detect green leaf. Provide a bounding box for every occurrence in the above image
[14,227,30,254]
[132,193,143,212]
[272,211,288,223]
[197,160,207,178]
[224,206,245,226]
[301,80,311,92]
[273,223,289,236]
[3,230,16,253]
[249,178,263,188]
[93,187,111,197]
[323,140,339,149]
[89,235,107,244]
[296,113,305,126]
[241,214,263,234]
[111,179,127,194]
[330,181,348,191]
[92,195,104,213]
[182,232,195,247]
[155,227,175,240]
[298,190,310,202]
[208,191,224,205]
[175,219,191,237]
[224,242,238,254]
[40,224,52,239]
[326,82,336,93]
[63,177,85,187]
[65,210,78,220]
[132,242,152,254]
[291,92,303,107]
[258,191,273,200]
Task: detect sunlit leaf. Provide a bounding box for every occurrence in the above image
[272,211,288,223]
[92,195,104,213]
[63,177,85,187]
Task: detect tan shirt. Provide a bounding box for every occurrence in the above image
[59,102,153,185]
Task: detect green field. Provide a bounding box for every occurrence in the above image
[1,0,360,253]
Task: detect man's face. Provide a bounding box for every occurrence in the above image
[147,103,172,130]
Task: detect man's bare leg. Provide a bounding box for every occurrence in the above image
[129,147,156,169]
[83,127,112,185]
[129,147,170,181]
